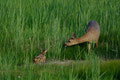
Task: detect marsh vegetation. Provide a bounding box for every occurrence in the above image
[0,0,120,79]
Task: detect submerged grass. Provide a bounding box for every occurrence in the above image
[0,0,120,79]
